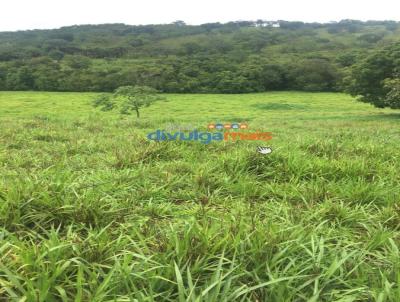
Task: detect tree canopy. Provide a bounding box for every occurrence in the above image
[347,43,400,108]
[0,20,399,94]
[93,85,165,118]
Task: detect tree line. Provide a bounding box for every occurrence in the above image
[0,20,399,104]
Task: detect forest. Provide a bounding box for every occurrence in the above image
[0,19,399,94]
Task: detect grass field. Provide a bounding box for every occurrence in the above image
[0,91,400,301]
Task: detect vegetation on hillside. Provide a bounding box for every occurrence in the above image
[0,20,399,93]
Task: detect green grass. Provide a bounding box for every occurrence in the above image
[0,91,400,301]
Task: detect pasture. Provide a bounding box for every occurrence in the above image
[0,91,399,301]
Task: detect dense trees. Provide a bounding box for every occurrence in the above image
[0,20,399,93]
[347,43,400,108]
[289,59,340,92]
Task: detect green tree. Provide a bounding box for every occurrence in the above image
[93,85,165,118]
[48,50,65,61]
[348,43,400,108]
[64,55,91,69]
[383,78,400,109]
[289,59,340,91]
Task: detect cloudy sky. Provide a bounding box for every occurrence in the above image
[1,0,399,31]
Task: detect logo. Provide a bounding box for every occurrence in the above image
[146,122,272,144]
[208,123,248,130]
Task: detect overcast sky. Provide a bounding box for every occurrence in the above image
[1,0,399,31]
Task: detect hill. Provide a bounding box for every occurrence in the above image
[0,20,400,92]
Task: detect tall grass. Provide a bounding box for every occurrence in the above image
[0,91,399,301]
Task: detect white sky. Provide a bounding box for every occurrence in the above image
[1,0,399,32]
